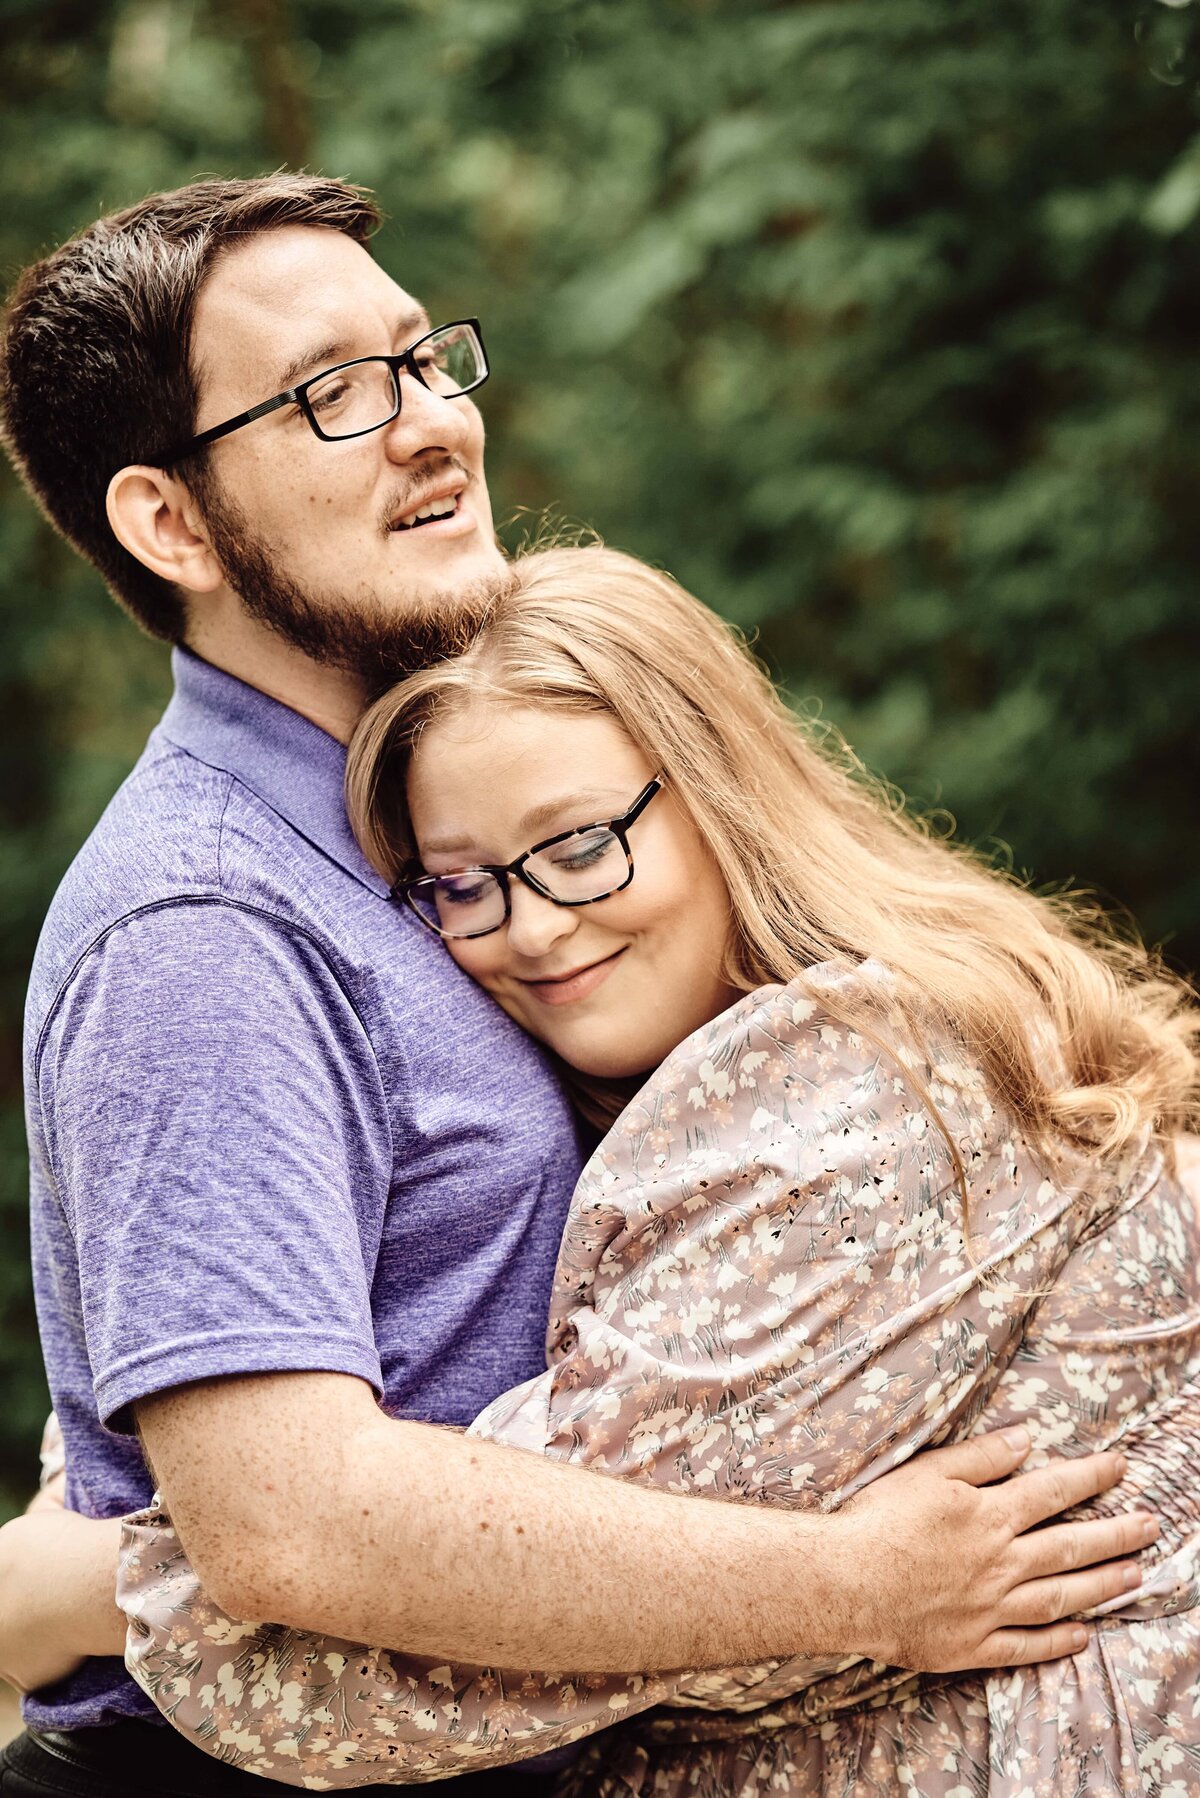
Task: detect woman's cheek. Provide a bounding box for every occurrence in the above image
[446,938,507,999]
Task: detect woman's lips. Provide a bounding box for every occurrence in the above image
[519,949,626,1006]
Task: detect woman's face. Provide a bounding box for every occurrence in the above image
[405,702,742,1079]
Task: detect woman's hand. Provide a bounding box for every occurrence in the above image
[0,1509,125,1695]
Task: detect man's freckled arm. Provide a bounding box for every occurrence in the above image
[137,1368,1138,1679]
[138,1370,823,1675]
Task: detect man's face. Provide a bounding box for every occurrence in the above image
[186,226,506,683]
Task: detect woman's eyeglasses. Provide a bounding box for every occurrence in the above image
[394,777,663,941]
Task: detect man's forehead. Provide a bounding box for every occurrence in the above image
[192,225,426,392]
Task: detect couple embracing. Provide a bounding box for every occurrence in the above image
[0,173,1195,1798]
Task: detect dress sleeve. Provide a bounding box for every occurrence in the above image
[478,964,1091,1716]
[499,965,1031,1507]
[118,1504,677,1784]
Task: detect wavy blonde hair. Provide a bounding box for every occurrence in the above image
[345,543,1199,1164]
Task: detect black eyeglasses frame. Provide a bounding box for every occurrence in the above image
[394,777,664,941]
[154,318,488,467]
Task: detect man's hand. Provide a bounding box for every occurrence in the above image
[0,1510,126,1696]
[831,1428,1154,1671]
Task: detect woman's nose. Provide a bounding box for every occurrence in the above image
[504,883,579,960]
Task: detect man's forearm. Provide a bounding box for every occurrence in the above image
[334,1422,834,1672]
[156,1391,838,1673]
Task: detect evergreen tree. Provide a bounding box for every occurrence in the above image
[1,0,1197,1506]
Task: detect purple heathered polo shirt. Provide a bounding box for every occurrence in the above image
[23,646,584,1730]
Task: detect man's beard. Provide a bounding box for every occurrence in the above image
[197,473,510,696]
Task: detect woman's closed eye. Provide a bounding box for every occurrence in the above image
[437,874,494,907]
[547,830,618,872]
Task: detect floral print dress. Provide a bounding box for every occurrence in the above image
[116,961,1200,1793]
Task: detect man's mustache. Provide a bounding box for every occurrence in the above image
[377,457,472,535]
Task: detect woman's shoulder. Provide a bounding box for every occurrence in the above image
[590,956,1021,1193]
[613,956,977,1152]
[571,959,1001,1260]
[653,957,928,1094]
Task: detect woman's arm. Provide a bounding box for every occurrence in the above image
[0,1414,125,1695]
[0,1508,125,1695]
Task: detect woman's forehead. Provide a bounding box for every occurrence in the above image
[416,697,636,762]
[407,704,649,853]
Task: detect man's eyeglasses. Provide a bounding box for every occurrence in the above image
[156,319,488,467]
[395,778,664,941]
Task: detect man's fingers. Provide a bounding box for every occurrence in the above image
[997,1450,1127,1532]
[914,1426,1033,1487]
[1000,1559,1143,1628]
[971,1621,1090,1669]
[1014,1510,1158,1580]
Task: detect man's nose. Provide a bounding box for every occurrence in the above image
[504,883,579,960]
[381,372,473,463]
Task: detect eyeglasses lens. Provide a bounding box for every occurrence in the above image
[307,326,485,442]
[422,323,485,396]
[306,361,400,438]
[525,828,628,901]
[411,826,629,939]
[413,872,507,939]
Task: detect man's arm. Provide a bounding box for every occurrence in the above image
[139,1369,1151,1676]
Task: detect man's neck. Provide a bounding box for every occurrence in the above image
[184,612,369,746]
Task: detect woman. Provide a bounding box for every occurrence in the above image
[21,546,1200,1790]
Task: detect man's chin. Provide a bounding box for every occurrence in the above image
[361,563,515,688]
[201,477,512,687]
[382,534,506,588]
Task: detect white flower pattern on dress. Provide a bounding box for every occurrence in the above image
[115,962,1200,1792]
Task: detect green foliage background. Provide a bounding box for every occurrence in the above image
[1,0,1198,1511]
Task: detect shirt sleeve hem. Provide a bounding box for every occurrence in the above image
[96,1335,384,1434]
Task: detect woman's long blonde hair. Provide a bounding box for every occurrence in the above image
[346,543,1199,1162]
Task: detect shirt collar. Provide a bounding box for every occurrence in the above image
[157,646,391,897]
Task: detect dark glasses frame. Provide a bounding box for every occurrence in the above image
[394,777,663,940]
[154,319,488,466]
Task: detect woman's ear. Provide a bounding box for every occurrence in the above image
[106,465,224,594]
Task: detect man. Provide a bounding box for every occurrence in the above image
[0,174,1149,1796]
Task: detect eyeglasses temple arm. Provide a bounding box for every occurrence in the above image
[155,389,298,467]
[622,777,663,828]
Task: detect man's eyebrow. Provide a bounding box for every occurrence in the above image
[269,307,433,396]
[271,337,346,395]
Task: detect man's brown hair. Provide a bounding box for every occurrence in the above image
[0,173,382,642]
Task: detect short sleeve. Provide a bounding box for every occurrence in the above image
[36,899,392,1430]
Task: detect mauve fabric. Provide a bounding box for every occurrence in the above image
[22,646,584,1731]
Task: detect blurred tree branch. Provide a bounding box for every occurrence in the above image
[223,0,310,168]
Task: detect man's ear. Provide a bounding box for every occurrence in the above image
[106,466,224,594]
